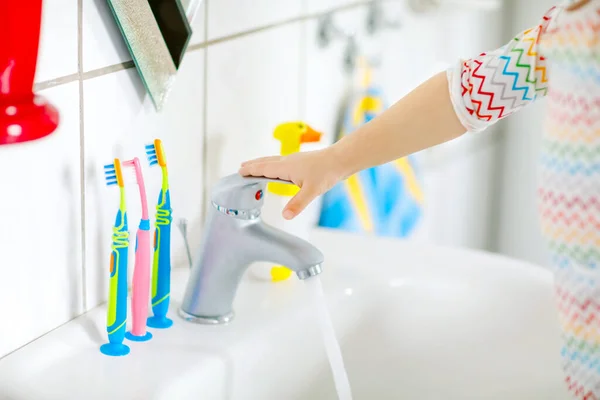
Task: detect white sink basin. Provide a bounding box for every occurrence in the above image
[0,229,568,399]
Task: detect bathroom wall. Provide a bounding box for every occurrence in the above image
[0,0,501,358]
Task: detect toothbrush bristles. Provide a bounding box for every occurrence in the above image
[145,144,159,166]
[118,162,141,186]
[124,168,139,185]
[103,164,118,186]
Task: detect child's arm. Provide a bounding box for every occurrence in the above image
[331,71,466,178]
[240,6,561,219]
[333,5,558,177]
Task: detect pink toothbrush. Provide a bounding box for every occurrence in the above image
[123,157,153,342]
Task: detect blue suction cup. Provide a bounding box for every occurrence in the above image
[125,331,153,342]
[147,316,173,329]
[100,343,130,356]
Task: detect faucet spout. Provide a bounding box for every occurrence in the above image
[179,173,325,325]
[245,221,324,278]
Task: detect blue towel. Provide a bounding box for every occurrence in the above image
[318,86,423,237]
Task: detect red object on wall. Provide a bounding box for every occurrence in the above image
[0,1,59,146]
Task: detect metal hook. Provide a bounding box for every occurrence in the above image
[342,36,358,74]
[366,0,401,35]
[317,12,359,73]
[317,13,353,48]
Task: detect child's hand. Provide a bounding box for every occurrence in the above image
[239,148,346,220]
[240,72,465,220]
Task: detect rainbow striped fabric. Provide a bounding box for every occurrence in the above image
[448,1,600,398]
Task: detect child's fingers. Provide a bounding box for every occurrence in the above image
[283,185,317,220]
[239,161,291,181]
[239,162,268,177]
[240,156,281,167]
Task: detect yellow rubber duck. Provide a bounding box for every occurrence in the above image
[268,122,322,282]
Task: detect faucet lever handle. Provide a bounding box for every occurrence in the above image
[211,173,294,212]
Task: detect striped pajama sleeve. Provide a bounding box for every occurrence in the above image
[446,7,559,133]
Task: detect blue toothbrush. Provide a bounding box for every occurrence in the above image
[145,139,174,329]
[100,159,131,356]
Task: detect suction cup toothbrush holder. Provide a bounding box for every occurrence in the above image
[0,1,60,146]
[125,331,153,342]
[100,343,130,357]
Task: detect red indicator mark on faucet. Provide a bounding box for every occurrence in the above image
[255,190,263,200]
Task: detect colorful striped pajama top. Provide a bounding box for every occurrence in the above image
[447,1,600,398]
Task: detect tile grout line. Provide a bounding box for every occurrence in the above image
[82,61,135,80]
[0,302,106,361]
[34,73,80,92]
[0,315,84,362]
[34,0,382,91]
[77,0,88,312]
[186,0,377,51]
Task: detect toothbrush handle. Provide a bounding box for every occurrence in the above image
[107,245,128,344]
[131,221,151,336]
[152,221,171,318]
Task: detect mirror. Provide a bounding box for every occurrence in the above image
[106,0,201,111]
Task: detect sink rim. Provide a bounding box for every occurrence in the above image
[0,229,559,400]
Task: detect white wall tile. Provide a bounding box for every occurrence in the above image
[36,0,78,82]
[82,0,131,71]
[304,8,365,146]
[304,3,438,135]
[83,50,205,310]
[205,23,301,192]
[369,2,439,102]
[417,133,500,249]
[207,0,303,40]
[0,82,83,358]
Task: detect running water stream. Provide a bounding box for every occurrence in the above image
[304,277,353,400]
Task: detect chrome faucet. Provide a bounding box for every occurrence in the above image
[179,173,324,324]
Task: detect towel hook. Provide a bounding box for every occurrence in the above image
[317,13,353,48]
[316,12,358,73]
[366,0,401,35]
[342,36,358,74]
